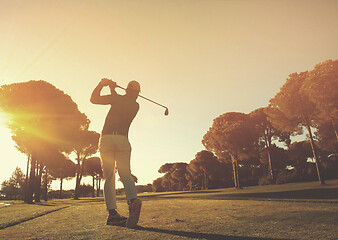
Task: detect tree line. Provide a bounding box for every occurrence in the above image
[0,60,336,198]
[0,81,157,201]
[0,81,103,202]
[153,59,337,192]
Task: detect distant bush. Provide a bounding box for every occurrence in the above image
[116,184,153,195]
[258,176,274,186]
[0,167,26,200]
[136,184,153,193]
[49,190,74,199]
[275,170,298,184]
[78,184,93,197]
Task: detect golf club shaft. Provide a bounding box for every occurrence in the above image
[116,85,168,110]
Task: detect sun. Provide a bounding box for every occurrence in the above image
[0,110,10,126]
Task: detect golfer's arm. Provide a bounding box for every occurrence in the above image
[90,83,112,105]
[109,84,117,96]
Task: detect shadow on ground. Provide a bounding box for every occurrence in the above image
[134,226,290,240]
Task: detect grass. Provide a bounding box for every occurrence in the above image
[0,180,337,240]
[139,179,338,202]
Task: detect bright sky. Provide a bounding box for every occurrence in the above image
[0,0,337,190]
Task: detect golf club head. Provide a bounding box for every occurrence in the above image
[164,108,169,116]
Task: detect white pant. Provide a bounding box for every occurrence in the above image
[99,134,137,210]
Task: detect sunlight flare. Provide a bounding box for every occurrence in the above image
[0,110,11,125]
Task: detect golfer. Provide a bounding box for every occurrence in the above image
[90,78,142,228]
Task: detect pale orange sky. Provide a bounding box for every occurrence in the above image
[0,0,338,189]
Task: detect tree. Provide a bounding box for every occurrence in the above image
[48,153,76,199]
[32,143,60,202]
[203,112,258,188]
[0,80,89,203]
[302,59,338,141]
[185,153,232,190]
[161,173,174,191]
[170,162,188,191]
[250,107,290,182]
[41,169,53,201]
[314,119,338,153]
[287,141,316,180]
[158,163,175,191]
[185,165,200,190]
[206,161,233,189]
[266,71,325,184]
[267,145,288,172]
[321,153,338,179]
[152,177,165,192]
[78,184,93,197]
[72,130,100,200]
[188,151,219,190]
[84,157,103,197]
[136,184,153,193]
[0,167,25,200]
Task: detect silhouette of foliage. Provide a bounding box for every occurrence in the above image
[152,177,166,192]
[0,167,25,200]
[170,163,188,191]
[250,107,290,182]
[203,112,258,188]
[158,163,175,191]
[48,153,76,199]
[266,71,325,184]
[0,80,90,203]
[302,59,338,141]
[83,156,103,197]
[72,130,100,200]
[315,119,338,153]
[287,141,316,181]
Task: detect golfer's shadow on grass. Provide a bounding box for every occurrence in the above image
[134,226,289,240]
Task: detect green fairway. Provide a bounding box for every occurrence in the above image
[1,180,337,240]
[141,179,338,202]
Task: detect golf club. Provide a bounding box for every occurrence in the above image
[116,85,169,116]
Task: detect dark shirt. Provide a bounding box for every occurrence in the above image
[102,94,139,136]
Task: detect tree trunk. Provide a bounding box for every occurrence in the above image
[168,174,171,191]
[306,124,325,185]
[74,173,80,200]
[26,155,36,204]
[331,117,338,141]
[267,148,274,182]
[43,169,48,201]
[95,177,98,196]
[235,158,241,189]
[203,170,208,190]
[34,164,44,202]
[92,175,95,197]
[74,160,82,200]
[97,177,101,197]
[230,154,238,188]
[59,177,63,199]
[24,155,30,202]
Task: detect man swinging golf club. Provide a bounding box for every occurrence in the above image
[90,78,142,228]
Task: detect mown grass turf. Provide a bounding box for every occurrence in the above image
[140,179,338,201]
[0,180,337,240]
[0,202,66,229]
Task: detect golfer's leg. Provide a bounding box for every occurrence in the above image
[116,137,141,228]
[100,151,117,210]
[116,150,137,201]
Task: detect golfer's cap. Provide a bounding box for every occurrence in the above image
[127,80,141,92]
